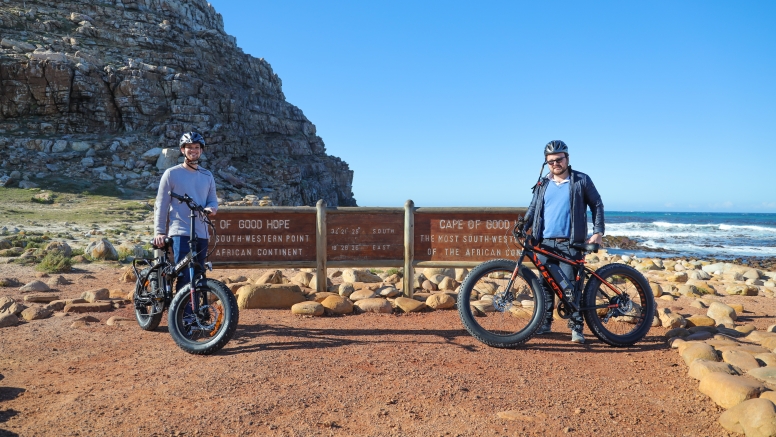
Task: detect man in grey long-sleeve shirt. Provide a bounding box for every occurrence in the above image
[154,132,218,291]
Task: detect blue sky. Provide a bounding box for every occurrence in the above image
[208,0,776,212]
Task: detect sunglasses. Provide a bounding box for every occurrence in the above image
[546,157,566,166]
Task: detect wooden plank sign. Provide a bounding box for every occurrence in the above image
[413,212,524,262]
[327,213,404,261]
[209,210,316,263]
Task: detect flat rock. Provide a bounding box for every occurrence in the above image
[747,367,776,390]
[726,284,759,296]
[719,398,776,437]
[19,280,51,292]
[338,283,355,297]
[24,294,61,303]
[354,298,393,314]
[722,350,762,372]
[20,306,53,321]
[63,302,114,313]
[685,331,715,341]
[313,292,338,302]
[426,293,455,310]
[665,328,690,338]
[342,269,382,283]
[394,296,427,313]
[707,301,737,325]
[378,286,401,298]
[106,316,135,326]
[685,315,716,327]
[755,353,776,367]
[699,372,766,409]
[236,284,306,309]
[688,359,740,381]
[320,295,354,315]
[291,301,325,317]
[255,270,284,285]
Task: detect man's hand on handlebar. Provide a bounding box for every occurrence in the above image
[153,234,167,247]
[204,207,216,217]
[588,233,603,245]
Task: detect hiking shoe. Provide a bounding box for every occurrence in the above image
[535,322,552,335]
[571,329,585,344]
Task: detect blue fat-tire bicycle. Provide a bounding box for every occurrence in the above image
[457,216,655,348]
[133,191,238,355]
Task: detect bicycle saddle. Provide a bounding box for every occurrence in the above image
[570,243,599,253]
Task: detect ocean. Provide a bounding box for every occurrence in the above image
[600,212,776,260]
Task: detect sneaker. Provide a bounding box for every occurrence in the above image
[535,321,552,335]
[570,329,585,344]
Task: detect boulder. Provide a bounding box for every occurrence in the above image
[354,298,393,314]
[648,282,663,297]
[668,272,688,283]
[236,284,306,309]
[722,350,761,372]
[726,284,759,296]
[755,353,776,367]
[0,313,19,328]
[291,271,313,287]
[426,293,455,310]
[685,315,716,328]
[349,289,377,301]
[394,297,427,313]
[699,372,766,409]
[719,398,776,437]
[338,282,355,297]
[20,306,53,321]
[437,277,457,291]
[84,238,118,260]
[255,270,284,285]
[707,301,737,325]
[688,359,739,381]
[309,274,333,291]
[19,280,50,292]
[342,269,382,283]
[747,367,776,390]
[156,147,181,171]
[81,288,109,303]
[45,241,72,257]
[422,267,455,279]
[378,286,401,298]
[658,308,686,329]
[681,343,719,366]
[320,295,354,315]
[421,280,437,291]
[24,293,60,303]
[290,302,324,317]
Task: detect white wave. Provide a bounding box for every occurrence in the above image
[638,240,776,257]
[719,224,776,233]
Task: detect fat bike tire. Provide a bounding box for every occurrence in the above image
[134,267,164,331]
[168,279,239,355]
[581,263,655,347]
[457,259,546,348]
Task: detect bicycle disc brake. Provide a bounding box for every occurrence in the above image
[602,294,634,324]
[492,291,514,312]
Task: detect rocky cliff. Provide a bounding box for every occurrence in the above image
[0,0,356,206]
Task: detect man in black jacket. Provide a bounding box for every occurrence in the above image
[523,140,604,343]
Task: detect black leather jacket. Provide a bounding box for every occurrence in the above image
[524,167,605,244]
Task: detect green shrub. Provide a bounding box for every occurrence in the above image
[385,268,402,277]
[369,269,384,274]
[36,252,72,273]
[71,248,84,256]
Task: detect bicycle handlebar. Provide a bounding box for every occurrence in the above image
[169,191,208,214]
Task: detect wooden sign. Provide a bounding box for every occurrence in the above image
[209,210,316,263]
[413,212,524,262]
[327,212,404,261]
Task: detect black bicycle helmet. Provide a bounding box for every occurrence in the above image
[179,132,205,148]
[544,140,568,155]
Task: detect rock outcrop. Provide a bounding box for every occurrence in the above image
[0,0,356,206]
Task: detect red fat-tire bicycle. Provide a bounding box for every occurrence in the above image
[457,217,655,348]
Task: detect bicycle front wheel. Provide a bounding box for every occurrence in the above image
[457,259,546,348]
[168,279,239,355]
[582,263,655,347]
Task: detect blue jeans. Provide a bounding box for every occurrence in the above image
[171,236,208,292]
[536,239,583,329]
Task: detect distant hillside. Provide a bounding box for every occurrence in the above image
[0,0,356,206]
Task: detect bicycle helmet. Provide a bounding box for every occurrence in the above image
[544,140,568,155]
[179,132,205,148]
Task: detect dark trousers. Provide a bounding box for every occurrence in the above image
[171,236,208,292]
[536,239,583,329]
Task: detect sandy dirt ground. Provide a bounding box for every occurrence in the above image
[1,261,773,437]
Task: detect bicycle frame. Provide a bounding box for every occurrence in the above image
[507,237,624,316]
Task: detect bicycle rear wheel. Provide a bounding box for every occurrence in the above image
[457,259,546,348]
[134,267,164,331]
[581,263,655,347]
[168,279,239,355]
